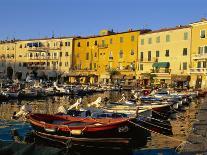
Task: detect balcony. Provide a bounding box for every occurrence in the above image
[139,57,158,63]
[29,56,59,60]
[28,47,61,52]
[151,68,171,74]
[192,54,207,60]
[190,68,207,74]
[98,44,108,49]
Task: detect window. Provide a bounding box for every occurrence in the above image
[183,62,187,70]
[19,44,22,48]
[102,40,105,45]
[60,42,63,47]
[148,51,151,61]
[59,62,62,66]
[197,62,201,68]
[94,40,97,45]
[23,63,27,67]
[65,62,68,67]
[200,30,206,38]
[60,52,62,57]
[156,36,160,43]
[65,52,69,56]
[109,51,113,60]
[94,52,97,57]
[148,38,152,44]
[141,39,144,45]
[94,63,96,69]
[140,64,143,71]
[86,53,89,60]
[77,42,81,47]
[120,37,124,43]
[110,38,112,44]
[205,46,207,54]
[130,49,134,55]
[198,47,203,54]
[156,51,160,57]
[203,62,207,68]
[166,35,170,42]
[131,35,135,42]
[140,52,144,61]
[184,32,188,40]
[183,48,188,56]
[87,42,89,47]
[119,50,123,58]
[165,50,170,57]
[54,53,57,57]
[47,62,50,66]
[19,63,21,67]
[65,42,70,46]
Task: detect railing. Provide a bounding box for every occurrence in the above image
[98,44,108,49]
[192,53,207,60]
[151,68,171,74]
[28,47,61,52]
[190,68,207,74]
[28,56,59,60]
[139,58,157,63]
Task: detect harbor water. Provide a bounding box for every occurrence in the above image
[0,91,200,152]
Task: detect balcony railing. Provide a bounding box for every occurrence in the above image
[29,56,59,60]
[151,68,171,74]
[192,53,207,60]
[98,44,108,49]
[190,68,207,74]
[28,47,61,52]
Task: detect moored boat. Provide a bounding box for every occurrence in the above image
[27,113,149,148]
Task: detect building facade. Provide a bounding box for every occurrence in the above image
[190,18,207,88]
[73,29,150,85]
[0,37,73,80]
[138,26,192,87]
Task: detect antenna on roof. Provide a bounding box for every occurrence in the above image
[52,31,55,38]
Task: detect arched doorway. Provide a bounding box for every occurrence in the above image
[7,67,13,79]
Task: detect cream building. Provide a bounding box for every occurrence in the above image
[138,26,192,86]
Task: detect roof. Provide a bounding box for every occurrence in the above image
[141,25,191,35]
[74,29,151,40]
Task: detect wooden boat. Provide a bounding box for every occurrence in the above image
[27,113,149,147]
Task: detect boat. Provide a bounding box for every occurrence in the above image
[27,113,149,148]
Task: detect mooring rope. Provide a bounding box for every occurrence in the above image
[127,119,191,146]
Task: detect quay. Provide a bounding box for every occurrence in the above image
[180,97,207,153]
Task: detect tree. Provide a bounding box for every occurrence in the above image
[108,68,120,84]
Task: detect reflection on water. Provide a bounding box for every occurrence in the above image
[0,91,200,150]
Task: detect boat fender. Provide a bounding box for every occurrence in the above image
[70,130,82,135]
[44,128,56,133]
[118,126,129,133]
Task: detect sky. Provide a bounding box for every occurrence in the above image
[0,0,206,40]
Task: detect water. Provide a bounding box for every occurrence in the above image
[0,91,200,151]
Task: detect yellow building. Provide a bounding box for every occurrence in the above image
[73,29,150,84]
[190,18,207,88]
[138,26,192,86]
[0,37,73,80]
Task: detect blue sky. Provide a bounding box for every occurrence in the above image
[0,0,206,40]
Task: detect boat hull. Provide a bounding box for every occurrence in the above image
[28,114,149,147]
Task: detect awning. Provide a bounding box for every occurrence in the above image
[152,62,170,68]
[47,71,57,77]
[171,75,191,82]
[112,74,125,79]
[100,74,110,79]
[37,71,45,77]
[124,75,135,80]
